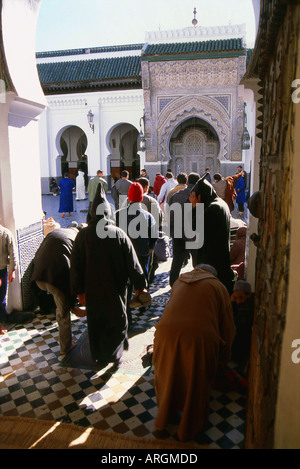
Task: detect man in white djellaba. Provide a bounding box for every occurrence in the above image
[76,169,86,201]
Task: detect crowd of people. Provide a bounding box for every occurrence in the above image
[0,165,254,442]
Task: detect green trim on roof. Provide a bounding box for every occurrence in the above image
[36,44,143,59]
[141,50,246,63]
[143,38,245,57]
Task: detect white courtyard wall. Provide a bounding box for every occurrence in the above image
[39,89,144,193]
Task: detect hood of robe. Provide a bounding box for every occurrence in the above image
[191,175,218,209]
[155,174,166,183]
[90,182,113,222]
[178,266,217,284]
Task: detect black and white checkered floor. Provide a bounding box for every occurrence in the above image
[0,260,246,449]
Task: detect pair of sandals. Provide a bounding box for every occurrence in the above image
[129,291,152,309]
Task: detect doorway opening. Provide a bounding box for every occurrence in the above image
[108,123,140,182]
[60,126,88,187]
[168,117,220,177]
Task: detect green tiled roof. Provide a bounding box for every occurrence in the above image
[144,38,244,55]
[142,38,246,62]
[36,44,144,59]
[37,55,142,92]
[36,38,248,93]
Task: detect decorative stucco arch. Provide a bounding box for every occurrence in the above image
[157,95,231,162]
[55,124,87,156]
[105,121,139,154]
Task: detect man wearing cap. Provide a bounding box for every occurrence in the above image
[230,280,254,373]
[116,181,158,283]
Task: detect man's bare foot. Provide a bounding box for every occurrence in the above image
[60,340,76,355]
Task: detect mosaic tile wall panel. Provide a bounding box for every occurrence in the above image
[16,221,44,309]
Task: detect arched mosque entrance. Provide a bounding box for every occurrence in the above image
[168,117,221,177]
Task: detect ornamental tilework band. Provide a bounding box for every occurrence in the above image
[214,95,230,113]
[159,98,174,113]
[16,221,44,309]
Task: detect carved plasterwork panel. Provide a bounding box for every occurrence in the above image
[148,58,241,89]
[232,151,242,161]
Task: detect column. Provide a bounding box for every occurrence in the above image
[0,0,47,313]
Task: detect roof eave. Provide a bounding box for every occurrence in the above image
[41,77,142,94]
[141,50,246,62]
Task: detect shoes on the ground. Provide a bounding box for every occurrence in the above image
[71,305,87,318]
[130,290,151,309]
[129,296,143,308]
[138,291,152,306]
[0,324,8,335]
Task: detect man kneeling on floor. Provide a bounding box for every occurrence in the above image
[153,264,236,442]
[70,184,150,366]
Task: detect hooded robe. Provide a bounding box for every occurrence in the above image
[70,184,146,364]
[31,227,78,303]
[153,267,236,442]
[191,176,235,294]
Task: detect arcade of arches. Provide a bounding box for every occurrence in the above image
[59,123,141,185]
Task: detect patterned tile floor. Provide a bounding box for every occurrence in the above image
[0,194,247,449]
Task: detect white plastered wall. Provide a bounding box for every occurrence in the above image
[40,89,144,183]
